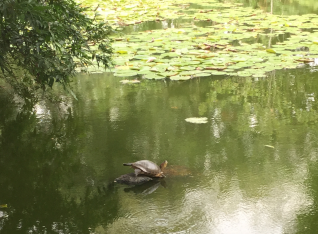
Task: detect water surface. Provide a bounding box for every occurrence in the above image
[1,1,318,233]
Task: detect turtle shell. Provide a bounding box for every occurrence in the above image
[123,160,164,177]
[132,160,161,175]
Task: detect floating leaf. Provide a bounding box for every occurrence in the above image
[160,71,179,77]
[266,48,277,54]
[194,72,211,77]
[134,55,151,60]
[116,50,128,54]
[143,74,165,80]
[147,57,157,63]
[264,145,275,149]
[170,75,191,80]
[120,79,141,84]
[114,71,138,77]
[211,71,227,76]
[185,117,208,124]
[180,66,197,71]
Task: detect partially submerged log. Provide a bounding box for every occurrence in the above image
[114,173,154,185]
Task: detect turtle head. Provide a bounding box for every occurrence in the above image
[160,160,168,170]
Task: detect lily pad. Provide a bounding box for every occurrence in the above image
[114,71,138,77]
[170,75,191,80]
[120,79,141,84]
[143,74,165,80]
[194,72,211,77]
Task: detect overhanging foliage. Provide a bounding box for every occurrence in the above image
[0,0,113,99]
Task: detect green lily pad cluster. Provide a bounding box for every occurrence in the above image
[79,0,181,29]
[79,0,257,29]
[111,24,318,80]
[78,0,318,80]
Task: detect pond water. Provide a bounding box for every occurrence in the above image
[2,1,318,234]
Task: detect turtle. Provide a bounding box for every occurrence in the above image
[123,160,168,178]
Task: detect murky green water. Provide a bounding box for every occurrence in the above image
[2,1,318,234]
[2,68,318,233]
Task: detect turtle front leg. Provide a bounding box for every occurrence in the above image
[135,169,142,176]
[155,172,165,177]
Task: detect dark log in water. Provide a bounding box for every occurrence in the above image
[114,173,154,185]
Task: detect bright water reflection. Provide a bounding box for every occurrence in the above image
[104,151,313,233]
[105,177,312,233]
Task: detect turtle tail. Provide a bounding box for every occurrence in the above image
[123,163,132,166]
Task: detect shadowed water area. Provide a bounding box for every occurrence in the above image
[1,1,318,234]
